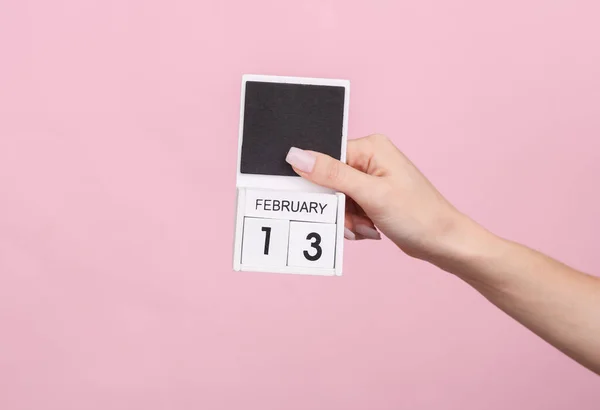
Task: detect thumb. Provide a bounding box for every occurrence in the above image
[285,147,372,201]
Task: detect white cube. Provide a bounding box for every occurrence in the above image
[241,217,290,268]
[287,221,337,269]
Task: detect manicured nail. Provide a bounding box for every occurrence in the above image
[344,227,356,240]
[355,225,381,240]
[286,147,316,173]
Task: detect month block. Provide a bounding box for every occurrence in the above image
[241,217,290,268]
[244,189,337,224]
[287,221,337,269]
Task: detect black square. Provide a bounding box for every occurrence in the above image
[240,81,345,176]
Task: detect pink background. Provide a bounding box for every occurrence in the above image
[1,0,599,409]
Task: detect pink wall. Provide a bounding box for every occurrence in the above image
[1,1,599,409]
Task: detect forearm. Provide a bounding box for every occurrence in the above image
[432,215,600,375]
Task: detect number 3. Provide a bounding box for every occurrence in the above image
[303,232,322,261]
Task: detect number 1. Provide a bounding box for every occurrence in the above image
[261,227,271,255]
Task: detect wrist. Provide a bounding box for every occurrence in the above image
[425,211,505,281]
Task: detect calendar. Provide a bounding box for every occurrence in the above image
[232,74,350,276]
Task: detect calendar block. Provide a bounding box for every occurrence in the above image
[232,74,350,276]
[287,222,337,269]
[241,217,289,268]
[245,189,338,224]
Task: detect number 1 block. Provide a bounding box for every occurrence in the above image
[287,222,336,269]
[241,217,290,268]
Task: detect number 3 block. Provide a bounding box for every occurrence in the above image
[287,222,336,269]
[241,217,290,267]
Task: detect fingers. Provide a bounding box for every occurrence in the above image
[343,213,358,240]
[285,135,389,242]
[345,137,376,173]
[348,213,382,240]
[285,147,373,203]
[346,134,393,176]
[344,199,381,240]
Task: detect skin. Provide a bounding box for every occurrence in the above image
[285,134,600,376]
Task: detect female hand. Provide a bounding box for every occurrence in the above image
[285,134,469,262]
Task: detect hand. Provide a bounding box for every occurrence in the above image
[287,135,600,376]
[285,134,468,261]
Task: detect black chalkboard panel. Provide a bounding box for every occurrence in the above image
[240,81,345,176]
